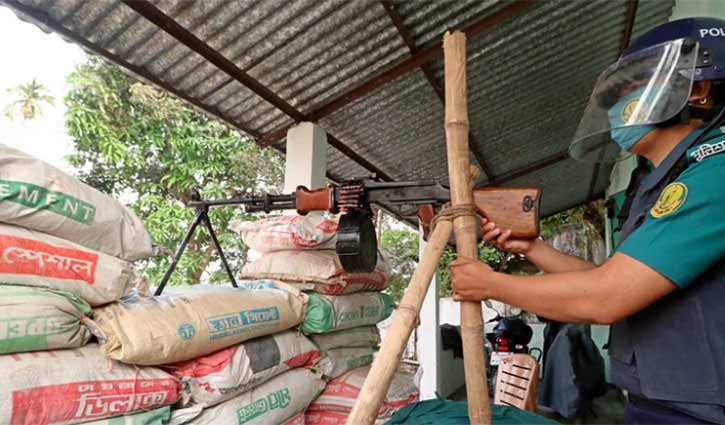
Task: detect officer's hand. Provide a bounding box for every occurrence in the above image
[481,218,536,255]
[450,257,495,302]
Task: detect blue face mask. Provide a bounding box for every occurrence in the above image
[608,87,655,151]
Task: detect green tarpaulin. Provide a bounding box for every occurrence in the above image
[386,399,558,425]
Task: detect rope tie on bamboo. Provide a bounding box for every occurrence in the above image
[429,203,478,235]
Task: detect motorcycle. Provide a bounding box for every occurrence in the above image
[485,313,541,395]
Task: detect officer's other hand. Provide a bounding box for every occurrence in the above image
[481,218,535,255]
[451,257,494,302]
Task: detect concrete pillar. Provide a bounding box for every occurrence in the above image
[417,227,441,400]
[283,122,327,193]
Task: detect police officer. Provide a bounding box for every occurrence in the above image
[450,17,725,424]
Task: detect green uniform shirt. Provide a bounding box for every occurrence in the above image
[618,129,725,288]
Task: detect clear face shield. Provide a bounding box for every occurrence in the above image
[569,38,698,163]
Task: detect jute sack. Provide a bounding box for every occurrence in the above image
[169,368,325,425]
[94,281,307,365]
[0,284,93,354]
[83,407,171,425]
[230,215,337,252]
[309,326,381,352]
[300,292,395,334]
[306,366,419,419]
[0,144,155,260]
[315,347,376,380]
[0,223,135,306]
[240,249,389,295]
[0,344,181,425]
[163,329,320,407]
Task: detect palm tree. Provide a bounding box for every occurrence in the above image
[4,78,55,121]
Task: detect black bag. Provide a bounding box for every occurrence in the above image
[538,323,607,418]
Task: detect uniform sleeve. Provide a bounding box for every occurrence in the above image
[617,157,725,288]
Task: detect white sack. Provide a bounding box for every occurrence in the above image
[164,329,319,407]
[0,144,154,260]
[93,281,307,365]
[0,344,180,425]
[230,215,337,252]
[0,223,134,306]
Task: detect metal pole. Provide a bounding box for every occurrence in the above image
[155,208,206,295]
[202,213,239,288]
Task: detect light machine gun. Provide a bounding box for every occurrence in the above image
[155,178,541,295]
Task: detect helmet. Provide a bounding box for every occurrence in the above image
[570,17,725,163]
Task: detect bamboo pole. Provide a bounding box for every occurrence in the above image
[346,220,453,425]
[444,30,492,424]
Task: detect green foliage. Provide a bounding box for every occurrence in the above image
[540,200,605,239]
[380,200,605,300]
[380,228,419,303]
[4,78,55,121]
[64,57,284,286]
[378,219,506,301]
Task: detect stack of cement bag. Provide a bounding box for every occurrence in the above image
[236,214,419,423]
[0,145,184,424]
[92,278,319,425]
[235,215,390,295]
[305,366,420,425]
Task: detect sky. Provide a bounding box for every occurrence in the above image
[0,6,86,173]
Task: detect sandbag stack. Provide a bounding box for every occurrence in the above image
[91,279,319,424]
[236,214,419,423]
[0,146,186,424]
[305,366,419,425]
[236,215,389,295]
[0,144,155,353]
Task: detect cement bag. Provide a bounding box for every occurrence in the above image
[163,329,320,407]
[0,344,180,425]
[93,281,307,365]
[0,144,155,260]
[0,223,135,306]
[301,292,395,334]
[230,215,337,252]
[240,249,389,295]
[307,366,419,419]
[315,347,375,380]
[305,411,389,425]
[170,368,325,425]
[83,407,171,425]
[0,284,93,354]
[310,326,381,351]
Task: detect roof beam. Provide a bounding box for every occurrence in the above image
[380,0,497,183]
[586,0,639,201]
[380,1,444,102]
[0,0,351,184]
[257,1,534,147]
[120,0,307,122]
[120,0,394,182]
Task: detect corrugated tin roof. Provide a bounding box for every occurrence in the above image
[1,0,675,217]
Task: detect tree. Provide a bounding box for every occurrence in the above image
[64,57,284,286]
[377,212,506,301]
[4,78,55,121]
[380,227,419,302]
[378,199,606,300]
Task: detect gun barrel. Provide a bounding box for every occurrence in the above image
[186,193,296,213]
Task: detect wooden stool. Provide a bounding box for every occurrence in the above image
[493,353,540,412]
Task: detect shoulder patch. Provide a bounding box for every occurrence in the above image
[651,182,688,218]
[690,138,725,162]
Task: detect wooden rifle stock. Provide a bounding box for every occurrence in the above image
[419,186,541,239]
[294,185,334,215]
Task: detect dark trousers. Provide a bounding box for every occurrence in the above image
[625,400,715,425]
